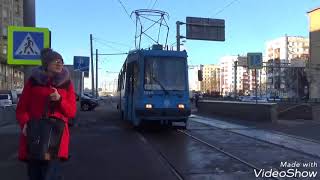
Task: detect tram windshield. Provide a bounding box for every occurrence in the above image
[144,57,187,91]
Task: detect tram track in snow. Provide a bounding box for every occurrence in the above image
[177,129,283,180]
[189,115,320,159]
[138,126,282,180]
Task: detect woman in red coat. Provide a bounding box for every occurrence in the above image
[16,48,76,180]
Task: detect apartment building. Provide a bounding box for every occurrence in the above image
[201,64,220,94]
[265,35,309,97]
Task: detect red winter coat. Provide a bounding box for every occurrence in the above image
[16,76,76,161]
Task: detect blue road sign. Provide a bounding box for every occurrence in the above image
[247,53,263,69]
[13,31,43,59]
[74,56,90,72]
[7,26,50,65]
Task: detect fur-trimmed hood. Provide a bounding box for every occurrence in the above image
[30,66,70,88]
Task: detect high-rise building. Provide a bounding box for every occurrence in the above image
[266,36,309,65]
[307,7,320,99]
[188,65,202,92]
[0,0,35,90]
[265,35,309,97]
[201,64,220,94]
[0,0,24,90]
[219,56,253,96]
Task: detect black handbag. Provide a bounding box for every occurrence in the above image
[26,98,65,161]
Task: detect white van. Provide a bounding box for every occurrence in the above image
[0,94,13,108]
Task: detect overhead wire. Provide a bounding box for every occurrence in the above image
[147,0,154,9]
[151,0,158,9]
[116,0,135,23]
[212,0,239,17]
[93,38,127,53]
[93,37,132,48]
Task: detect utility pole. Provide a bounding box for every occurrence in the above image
[234,61,238,99]
[90,34,94,96]
[259,69,262,97]
[255,69,258,104]
[272,60,275,96]
[79,71,84,97]
[176,21,181,51]
[96,49,98,98]
[176,21,185,51]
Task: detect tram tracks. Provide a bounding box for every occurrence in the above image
[177,129,283,180]
[189,117,320,159]
[137,132,185,180]
[139,128,282,180]
[137,118,320,180]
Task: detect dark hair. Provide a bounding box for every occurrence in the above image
[40,48,64,69]
[40,48,53,60]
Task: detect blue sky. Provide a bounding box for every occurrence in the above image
[36,0,319,88]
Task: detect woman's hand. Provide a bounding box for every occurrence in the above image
[50,87,61,101]
[22,124,27,136]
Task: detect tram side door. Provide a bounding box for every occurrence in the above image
[127,61,139,122]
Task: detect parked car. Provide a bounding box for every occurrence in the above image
[267,96,281,102]
[83,92,105,101]
[80,95,99,111]
[0,90,18,104]
[241,96,268,103]
[237,96,245,101]
[0,94,13,108]
[84,93,95,98]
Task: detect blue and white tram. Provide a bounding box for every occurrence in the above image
[116,45,191,127]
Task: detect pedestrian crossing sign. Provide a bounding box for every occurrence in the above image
[7,26,50,65]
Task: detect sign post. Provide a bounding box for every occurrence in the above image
[74,56,90,97]
[176,17,225,51]
[247,53,263,69]
[247,53,263,104]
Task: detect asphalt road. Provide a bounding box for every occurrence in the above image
[0,98,319,180]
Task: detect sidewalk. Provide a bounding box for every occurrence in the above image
[0,99,179,180]
[193,106,320,142]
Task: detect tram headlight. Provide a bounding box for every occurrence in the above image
[145,104,153,109]
[178,104,185,109]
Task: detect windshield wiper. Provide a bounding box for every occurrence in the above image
[151,76,169,95]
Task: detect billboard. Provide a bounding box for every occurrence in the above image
[237,56,248,67]
[186,17,225,41]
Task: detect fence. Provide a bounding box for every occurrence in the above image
[223,61,309,99]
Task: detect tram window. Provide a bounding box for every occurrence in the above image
[144,57,186,91]
[133,63,139,88]
[117,76,120,91]
[122,72,125,89]
[118,73,122,91]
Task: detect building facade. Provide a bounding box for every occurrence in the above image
[219,56,253,96]
[0,0,25,90]
[307,7,320,99]
[265,35,309,97]
[200,64,220,94]
[188,65,202,92]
